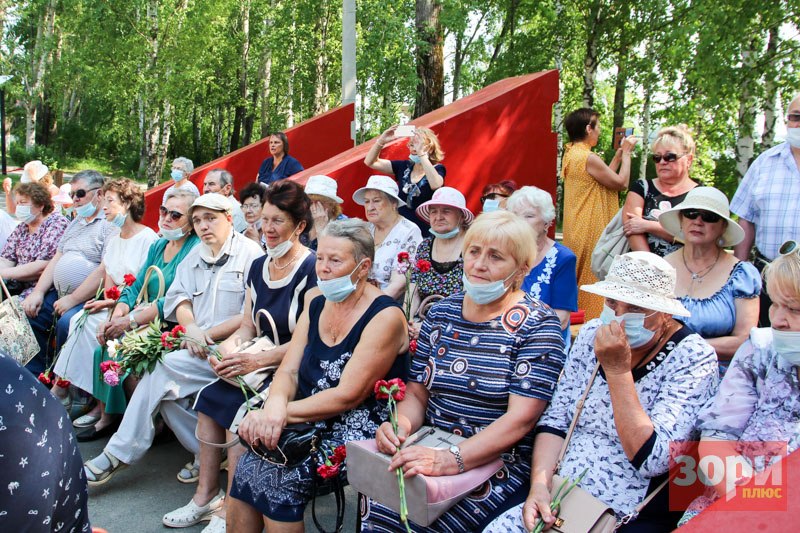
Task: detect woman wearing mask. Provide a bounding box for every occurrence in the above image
[163,157,201,204]
[52,178,158,439]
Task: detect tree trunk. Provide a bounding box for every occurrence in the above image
[735,46,758,182]
[22,0,56,151]
[639,84,652,181]
[488,0,519,73]
[192,103,202,163]
[582,2,604,108]
[610,51,628,152]
[230,0,251,150]
[554,0,565,224]
[413,0,445,118]
[313,2,331,115]
[214,106,224,159]
[259,51,272,138]
[762,26,779,148]
[453,32,463,102]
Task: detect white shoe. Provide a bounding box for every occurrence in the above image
[162,489,224,528]
[201,515,226,533]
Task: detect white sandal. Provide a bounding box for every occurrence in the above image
[201,515,226,533]
[162,489,224,528]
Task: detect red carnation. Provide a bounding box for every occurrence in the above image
[374,379,390,400]
[387,378,406,401]
[161,331,174,349]
[408,339,418,354]
[55,378,70,388]
[101,360,121,374]
[317,463,340,479]
[397,251,410,263]
[171,325,186,338]
[331,445,347,464]
[415,259,431,273]
[38,372,53,386]
[123,274,136,286]
[105,286,121,300]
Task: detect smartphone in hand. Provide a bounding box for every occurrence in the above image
[614,127,635,149]
[394,125,416,138]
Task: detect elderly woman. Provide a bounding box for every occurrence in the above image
[51,178,159,436]
[562,108,637,320]
[623,125,699,257]
[677,243,800,524]
[508,186,578,350]
[227,218,408,531]
[162,181,317,531]
[163,157,201,204]
[406,186,473,339]
[480,180,517,212]
[240,182,267,246]
[257,132,304,185]
[659,187,760,376]
[304,174,347,250]
[485,251,719,533]
[362,210,566,532]
[0,182,69,297]
[364,125,445,235]
[353,175,422,300]
[3,160,59,215]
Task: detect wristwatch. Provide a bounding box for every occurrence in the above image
[448,445,465,473]
[129,312,139,330]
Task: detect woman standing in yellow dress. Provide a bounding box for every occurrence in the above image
[561,108,637,319]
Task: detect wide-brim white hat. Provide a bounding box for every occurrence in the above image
[416,186,474,225]
[51,183,73,205]
[581,251,690,317]
[21,160,48,183]
[658,186,744,247]
[305,174,343,203]
[352,175,403,206]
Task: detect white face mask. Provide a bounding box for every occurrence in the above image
[266,225,299,259]
[787,127,800,149]
[15,204,38,224]
[772,328,800,366]
[159,222,189,241]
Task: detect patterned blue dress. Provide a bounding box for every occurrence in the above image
[361,293,565,532]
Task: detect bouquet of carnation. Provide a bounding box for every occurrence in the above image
[396,252,431,321]
[102,319,178,383]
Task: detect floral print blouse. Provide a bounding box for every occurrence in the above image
[0,214,69,298]
[409,237,463,302]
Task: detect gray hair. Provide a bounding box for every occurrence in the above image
[378,191,399,210]
[71,169,105,189]
[164,188,199,209]
[207,168,234,189]
[320,218,375,263]
[173,157,194,174]
[506,186,556,224]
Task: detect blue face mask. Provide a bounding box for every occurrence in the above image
[75,197,98,219]
[159,222,189,241]
[599,304,656,348]
[483,199,500,212]
[112,212,127,228]
[409,154,421,164]
[462,271,516,305]
[772,328,800,366]
[15,205,37,224]
[171,169,185,182]
[317,260,365,303]
[429,227,459,240]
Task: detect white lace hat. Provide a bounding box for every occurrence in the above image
[658,186,744,247]
[581,251,690,316]
[21,160,48,183]
[305,174,343,204]
[415,187,474,225]
[352,175,404,206]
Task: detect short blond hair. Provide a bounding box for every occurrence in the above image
[462,210,536,289]
[416,127,444,164]
[651,124,696,156]
[764,251,800,303]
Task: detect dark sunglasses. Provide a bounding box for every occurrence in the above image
[480,193,509,203]
[70,187,100,199]
[159,206,185,221]
[682,209,722,223]
[652,152,686,163]
[786,113,800,123]
[779,240,800,257]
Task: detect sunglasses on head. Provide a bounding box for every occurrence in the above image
[652,152,686,164]
[779,240,800,258]
[159,206,185,221]
[70,187,100,199]
[682,209,722,223]
[480,193,509,203]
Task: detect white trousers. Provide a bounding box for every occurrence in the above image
[104,348,216,464]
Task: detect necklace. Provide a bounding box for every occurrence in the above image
[272,248,302,270]
[682,247,720,289]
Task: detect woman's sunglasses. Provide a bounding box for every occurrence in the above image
[652,152,686,163]
[780,240,800,258]
[70,187,100,199]
[682,209,722,223]
[159,206,185,221]
[480,193,509,203]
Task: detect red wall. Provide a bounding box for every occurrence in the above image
[141,103,355,229]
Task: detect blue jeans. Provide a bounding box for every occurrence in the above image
[24,288,84,376]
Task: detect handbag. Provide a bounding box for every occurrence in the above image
[219,308,279,390]
[590,179,648,281]
[0,277,39,366]
[134,265,166,307]
[347,426,505,526]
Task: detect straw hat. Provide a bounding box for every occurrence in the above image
[415,187,474,225]
[658,187,744,247]
[581,251,690,316]
[352,175,404,205]
[21,160,48,183]
[305,175,343,204]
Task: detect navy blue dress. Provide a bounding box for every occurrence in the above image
[390,160,446,237]
[231,294,407,521]
[257,155,304,185]
[0,351,90,532]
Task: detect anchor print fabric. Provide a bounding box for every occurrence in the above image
[0,350,90,532]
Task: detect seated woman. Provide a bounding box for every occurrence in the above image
[508,186,578,351]
[3,160,60,215]
[364,125,445,235]
[480,180,517,211]
[163,157,201,204]
[485,252,719,533]
[678,243,800,524]
[659,186,760,376]
[304,174,346,250]
[240,182,267,247]
[163,180,317,531]
[0,182,69,296]
[353,175,422,300]
[256,132,304,186]
[52,178,159,438]
[81,189,200,438]
[228,218,409,531]
[407,186,474,339]
[622,125,698,257]
[362,210,567,532]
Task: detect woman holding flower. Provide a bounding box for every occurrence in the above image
[228,218,409,533]
[361,210,566,532]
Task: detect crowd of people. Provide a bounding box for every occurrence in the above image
[2,102,800,533]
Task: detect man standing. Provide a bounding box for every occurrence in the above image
[732,95,800,326]
[21,169,118,375]
[202,168,247,232]
[83,193,264,487]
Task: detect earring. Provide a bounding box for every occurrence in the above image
[678,230,684,238]
[718,238,725,247]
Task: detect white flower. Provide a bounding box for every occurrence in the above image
[106,340,119,358]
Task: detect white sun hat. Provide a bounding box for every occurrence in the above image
[415,187,474,226]
[352,175,404,206]
[658,186,744,247]
[581,251,690,317]
[21,160,49,183]
[305,174,343,204]
[51,183,73,205]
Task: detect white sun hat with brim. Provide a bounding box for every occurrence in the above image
[21,160,49,183]
[352,175,404,206]
[415,187,474,226]
[305,174,343,204]
[51,184,73,205]
[658,186,744,247]
[581,251,691,317]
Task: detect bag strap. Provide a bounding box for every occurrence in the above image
[0,276,24,320]
[195,423,240,448]
[254,308,279,345]
[135,265,165,306]
[555,361,601,469]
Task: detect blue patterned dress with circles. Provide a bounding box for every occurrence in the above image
[360,292,566,532]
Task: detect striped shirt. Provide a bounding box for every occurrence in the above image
[53,211,118,295]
